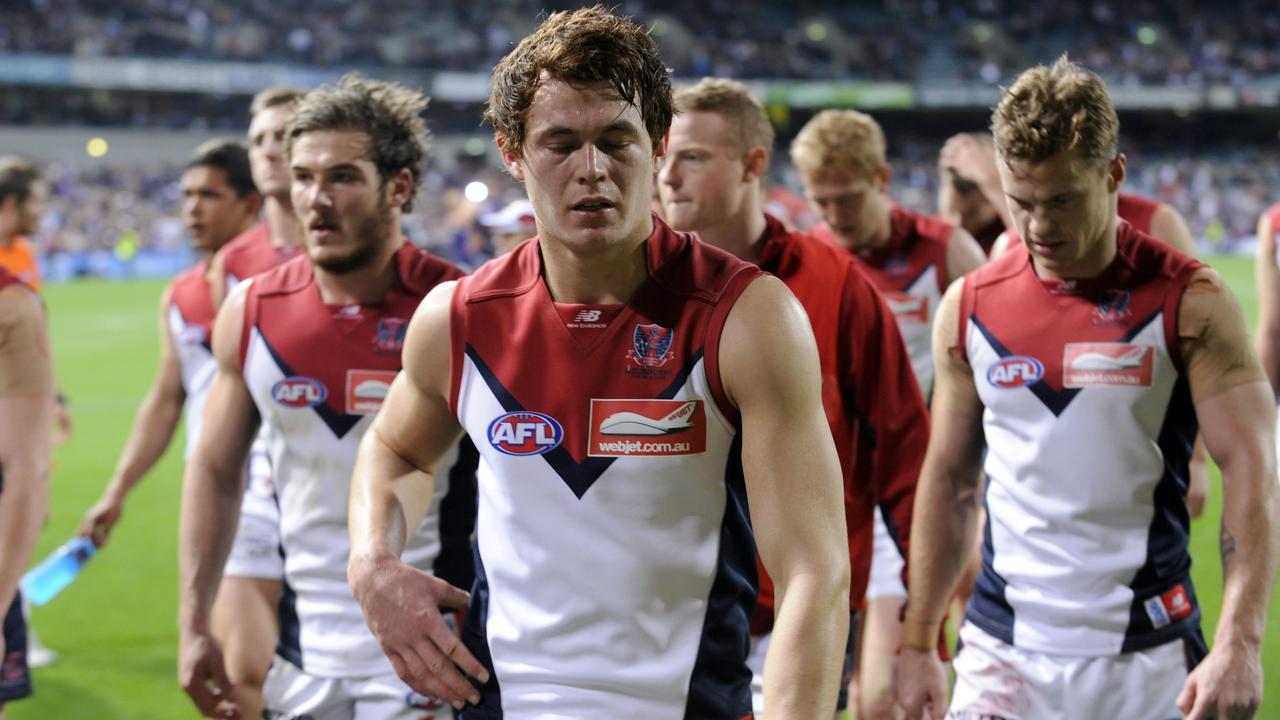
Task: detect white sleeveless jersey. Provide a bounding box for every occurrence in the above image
[960,223,1203,657]
[240,248,463,677]
[167,265,217,460]
[838,205,954,398]
[450,223,762,718]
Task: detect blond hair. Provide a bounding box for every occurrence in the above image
[992,56,1118,167]
[674,78,775,160]
[789,109,886,182]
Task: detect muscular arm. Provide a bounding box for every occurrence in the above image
[347,280,485,709]
[1254,213,1280,395]
[988,230,1016,260]
[721,276,851,719]
[1176,268,1279,718]
[1181,270,1279,648]
[178,281,261,638]
[0,286,55,613]
[1148,203,1198,257]
[943,227,987,286]
[349,281,464,568]
[904,279,986,639]
[82,287,186,545]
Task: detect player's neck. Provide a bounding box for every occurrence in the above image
[539,224,651,305]
[692,206,768,265]
[264,197,302,249]
[1033,222,1119,282]
[312,233,405,306]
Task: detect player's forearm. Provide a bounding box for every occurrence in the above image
[106,387,183,502]
[764,567,850,719]
[349,427,438,564]
[0,459,50,607]
[1214,454,1280,649]
[906,461,983,630]
[177,459,244,634]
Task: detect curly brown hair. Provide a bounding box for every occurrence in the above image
[485,5,672,158]
[675,78,775,161]
[286,73,430,212]
[992,55,1118,168]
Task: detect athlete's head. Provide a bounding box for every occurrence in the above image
[659,78,773,234]
[181,139,261,254]
[0,157,45,242]
[938,132,1000,234]
[791,109,893,251]
[248,86,305,199]
[486,5,673,255]
[286,73,429,274]
[992,55,1125,279]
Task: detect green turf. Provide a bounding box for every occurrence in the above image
[9,257,1280,718]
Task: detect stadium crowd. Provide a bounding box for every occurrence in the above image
[2,0,1279,83]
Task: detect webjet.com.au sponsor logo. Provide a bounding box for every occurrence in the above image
[594,439,693,455]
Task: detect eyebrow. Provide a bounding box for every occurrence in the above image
[290,162,366,174]
[534,120,642,142]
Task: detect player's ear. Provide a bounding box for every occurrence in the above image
[654,130,670,164]
[385,168,414,209]
[743,146,768,184]
[498,137,525,182]
[1106,154,1126,193]
[877,164,892,190]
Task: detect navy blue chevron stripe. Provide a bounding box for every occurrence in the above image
[465,344,704,499]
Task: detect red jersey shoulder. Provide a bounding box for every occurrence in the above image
[894,205,954,249]
[1266,202,1280,240]
[649,217,761,303]
[169,262,216,327]
[0,264,24,293]
[247,252,314,298]
[967,237,1027,290]
[759,214,853,287]
[1117,193,1160,235]
[459,237,542,305]
[1114,221,1201,281]
[395,243,465,297]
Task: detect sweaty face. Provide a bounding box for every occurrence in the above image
[998,151,1123,280]
[180,167,256,253]
[801,173,888,251]
[249,105,294,198]
[658,111,750,236]
[506,77,661,256]
[289,129,396,274]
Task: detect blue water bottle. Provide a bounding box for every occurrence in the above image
[21,536,97,606]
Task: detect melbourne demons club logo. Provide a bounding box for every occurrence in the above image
[627,324,675,368]
[374,317,408,353]
[1092,290,1132,327]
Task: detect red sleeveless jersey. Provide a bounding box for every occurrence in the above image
[1266,202,1280,242]
[449,218,765,717]
[170,262,216,346]
[0,265,26,294]
[754,214,927,613]
[221,222,302,287]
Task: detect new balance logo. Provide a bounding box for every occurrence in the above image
[575,309,602,322]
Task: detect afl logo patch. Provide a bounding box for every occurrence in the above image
[987,356,1044,389]
[488,411,563,456]
[272,376,328,407]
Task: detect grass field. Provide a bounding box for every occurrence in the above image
[9,255,1280,718]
